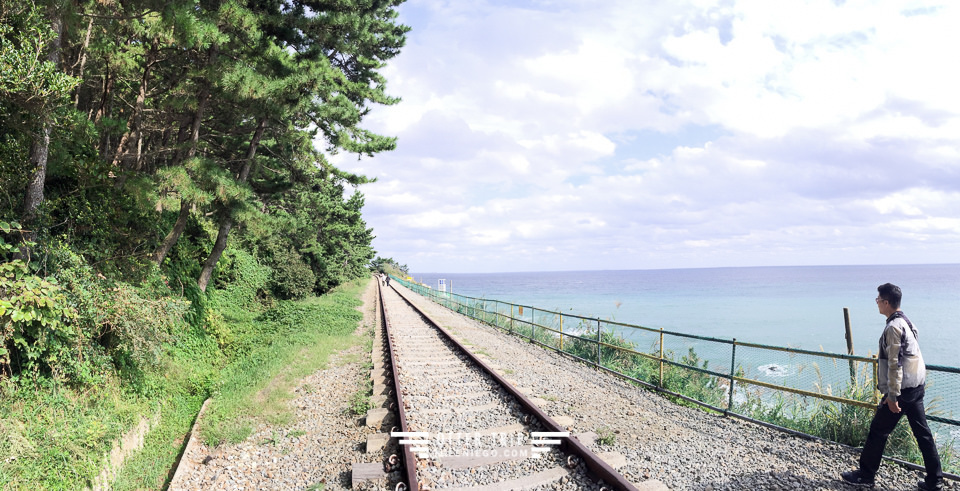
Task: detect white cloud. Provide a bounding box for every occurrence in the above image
[337,0,960,272]
[402,210,471,229]
[523,38,636,112]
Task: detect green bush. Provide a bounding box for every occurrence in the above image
[1,225,189,387]
[205,249,272,351]
[268,246,316,300]
[1,223,82,381]
[256,297,361,338]
[210,248,271,307]
[51,246,188,382]
[0,255,80,380]
[659,348,726,408]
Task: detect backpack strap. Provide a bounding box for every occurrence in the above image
[888,311,918,367]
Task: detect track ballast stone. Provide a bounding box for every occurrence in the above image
[382,285,609,490]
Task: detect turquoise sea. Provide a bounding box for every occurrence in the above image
[410,265,960,367]
[409,264,960,445]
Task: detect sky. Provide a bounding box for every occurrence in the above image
[332,0,960,274]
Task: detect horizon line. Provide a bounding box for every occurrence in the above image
[408,262,960,276]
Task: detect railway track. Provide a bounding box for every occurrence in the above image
[377,282,641,491]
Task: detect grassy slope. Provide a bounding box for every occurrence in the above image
[0,278,370,490]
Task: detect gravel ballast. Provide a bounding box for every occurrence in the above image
[383,284,610,490]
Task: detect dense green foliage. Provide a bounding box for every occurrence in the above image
[1,0,406,487]
[0,0,406,380]
[371,255,408,275]
[1,275,370,490]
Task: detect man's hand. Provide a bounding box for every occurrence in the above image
[886,396,901,413]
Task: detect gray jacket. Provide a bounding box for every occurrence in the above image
[877,311,926,398]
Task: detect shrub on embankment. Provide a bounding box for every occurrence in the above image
[1,227,371,489]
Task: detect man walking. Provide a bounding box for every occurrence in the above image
[841,283,943,489]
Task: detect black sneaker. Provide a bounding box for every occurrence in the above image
[918,479,944,491]
[841,470,875,487]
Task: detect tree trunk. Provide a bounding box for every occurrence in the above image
[22,125,52,245]
[112,39,157,171]
[94,70,112,124]
[72,17,93,109]
[95,72,114,157]
[152,199,191,265]
[196,117,267,290]
[238,117,267,182]
[150,85,208,266]
[197,217,231,292]
[151,45,218,266]
[21,8,64,246]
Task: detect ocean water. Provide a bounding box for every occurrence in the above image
[410,265,960,367]
[409,265,960,445]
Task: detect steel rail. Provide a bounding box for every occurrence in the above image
[378,282,419,491]
[388,284,639,491]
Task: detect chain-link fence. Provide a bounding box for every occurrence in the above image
[395,277,960,472]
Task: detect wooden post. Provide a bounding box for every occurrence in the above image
[844,307,856,382]
[559,314,564,350]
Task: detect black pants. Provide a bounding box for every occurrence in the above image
[860,384,942,484]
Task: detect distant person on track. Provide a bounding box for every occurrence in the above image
[841,283,943,490]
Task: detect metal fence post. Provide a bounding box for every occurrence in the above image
[510,304,514,333]
[531,307,536,341]
[659,328,664,388]
[728,339,737,412]
[596,318,601,367]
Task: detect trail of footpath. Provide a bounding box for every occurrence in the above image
[396,284,954,491]
[170,280,386,490]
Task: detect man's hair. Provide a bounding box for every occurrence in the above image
[877,283,902,309]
